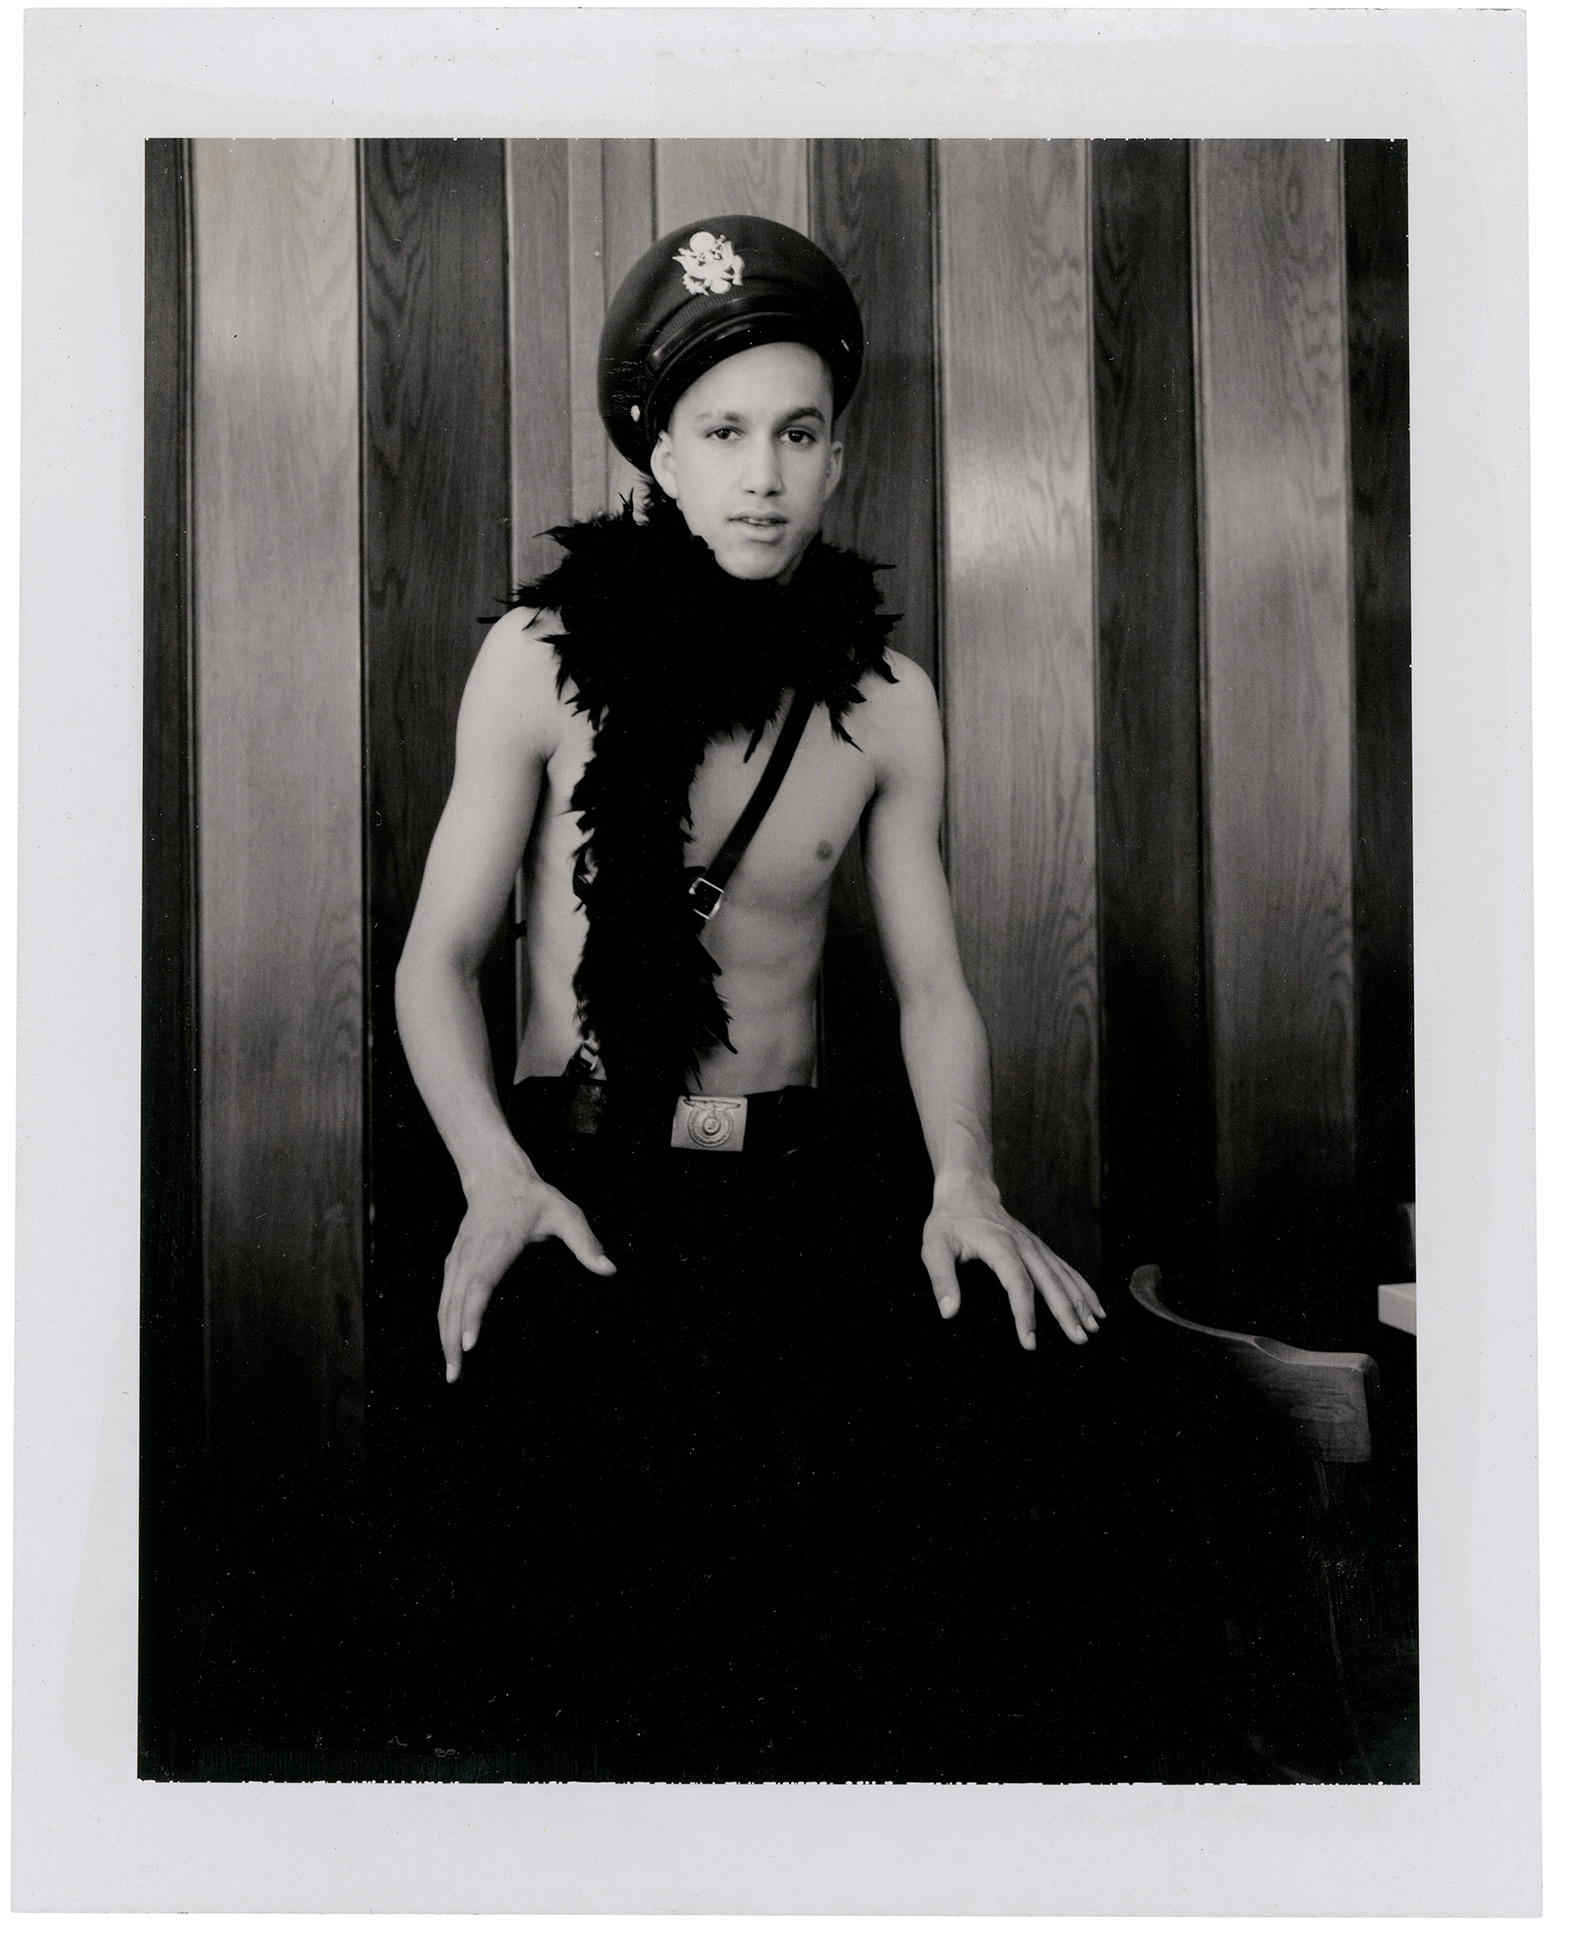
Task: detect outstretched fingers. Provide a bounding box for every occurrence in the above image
[438,1244,505,1382]
[1020,1234,1102,1344]
[437,1188,617,1385]
[925,1223,1075,1351]
[976,1233,1045,1351]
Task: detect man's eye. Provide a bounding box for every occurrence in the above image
[706,426,740,441]
[784,428,816,446]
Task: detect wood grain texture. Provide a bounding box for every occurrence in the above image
[810,139,937,680]
[602,138,657,287]
[361,140,513,1440]
[566,139,610,519]
[560,140,657,519]
[601,140,657,510]
[507,140,571,588]
[1194,139,1357,1343]
[936,140,1100,1276]
[190,139,365,1479]
[1090,141,1212,1308]
[654,138,809,236]
[1344,140,1415,1300]
[141,136,207,1774]
[809,139,938,1137]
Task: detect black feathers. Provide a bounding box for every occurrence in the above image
[514,491,898,1111]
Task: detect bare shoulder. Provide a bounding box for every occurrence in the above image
[456,604,574,764]
[849,650,944,788]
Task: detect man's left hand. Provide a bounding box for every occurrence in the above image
[921,1177,1105,1350]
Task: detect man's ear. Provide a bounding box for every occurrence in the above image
[649,429,679,501]
[825,437,845,499]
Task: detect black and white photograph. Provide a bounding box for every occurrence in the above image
[16,4,1543,1916]
[139,128,1419,1789]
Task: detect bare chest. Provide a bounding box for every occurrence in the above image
[538,701,875,915]
[682,706,876,913]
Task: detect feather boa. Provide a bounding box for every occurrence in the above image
[513,490,898,1117]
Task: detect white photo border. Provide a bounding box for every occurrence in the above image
[14,4,1539,1915]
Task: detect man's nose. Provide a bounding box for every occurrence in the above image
[741,434,783,493]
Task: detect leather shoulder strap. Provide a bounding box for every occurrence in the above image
[688,687,815,922]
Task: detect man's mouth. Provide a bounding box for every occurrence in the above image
[731,514,787,530]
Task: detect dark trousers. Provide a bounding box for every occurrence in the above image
[355,1083,1156,1781]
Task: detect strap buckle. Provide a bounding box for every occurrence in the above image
[688,873,726,923]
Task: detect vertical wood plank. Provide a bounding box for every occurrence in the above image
[566,139,609,519]
[361,140,513,1442]
[809,139,938,1141]
[1194,139,1357,1342]
[507,139,571,589]
[602,140,657,510]
[561,140,657,519]
[141,136,205,1774]
[810,139,937,679]
[936,140,1100,1275]
[1344,139,1414,1296]
[602,138,657,288]
[654,138,809,235]
[1089,140,1212,1307]
[190,139,365,1478]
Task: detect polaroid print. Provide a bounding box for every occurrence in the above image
[18,6,1537,1916]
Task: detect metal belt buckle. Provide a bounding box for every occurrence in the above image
[670,1094,748,1152]
[688,873,726,923]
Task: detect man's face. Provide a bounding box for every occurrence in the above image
[649,341,844,582]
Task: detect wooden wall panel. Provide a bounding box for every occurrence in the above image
[602,138,657,290]
[810,139,938,1138]
[654,138,809,236]
[1090,141,1212,1307]
[141,136,206,1773]
[361,140,513,1441]
[566,139,611,520]
[601,141,658,510]
[507,140,571,589]
[1194,139,1357,1342]
[190,139,365,1477]
[1345,140,1415,1299]
[558,139,658,520]
[936,140,1100,1276]
[810,139,937,680]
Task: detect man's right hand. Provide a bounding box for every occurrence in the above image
[438,1164,616,1382]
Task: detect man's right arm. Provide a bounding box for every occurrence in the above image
[395,610,615,1384]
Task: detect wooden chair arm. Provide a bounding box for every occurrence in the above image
[1129,1264,1379,1464]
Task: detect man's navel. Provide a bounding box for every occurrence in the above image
[815,839,835,861]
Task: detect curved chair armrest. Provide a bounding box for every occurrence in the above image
[1129,1265,1379,1464]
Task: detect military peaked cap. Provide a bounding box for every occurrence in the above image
[598,215,864,471]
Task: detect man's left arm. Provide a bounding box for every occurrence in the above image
[860,657,1105,1350]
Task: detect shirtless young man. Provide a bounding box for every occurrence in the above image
[391,218,1104,1770]
[396,220,1103,1392]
